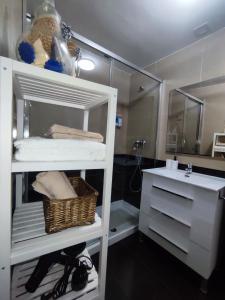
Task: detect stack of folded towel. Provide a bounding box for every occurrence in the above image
[47,124,104,143]
[14,124,105,162]
[14,137,106,161]
[32,171,78,199]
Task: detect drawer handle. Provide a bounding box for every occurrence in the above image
[152,185,193,201]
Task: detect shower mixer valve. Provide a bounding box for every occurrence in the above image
[132,139,147,150]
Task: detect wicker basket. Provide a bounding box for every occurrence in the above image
[43,177,98,234]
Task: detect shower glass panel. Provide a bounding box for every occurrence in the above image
[109,59,160,159]
[72,38,112,141]
[126,65,160,160]
[111,60,160,208]
[110,60,132,155]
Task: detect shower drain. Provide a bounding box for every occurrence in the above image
[110,227,117,232]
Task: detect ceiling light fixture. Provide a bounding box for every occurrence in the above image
[78,58,95,71]
[179,0,197,4]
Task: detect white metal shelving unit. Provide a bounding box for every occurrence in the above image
[0,56,117,300]
[212,133,225,157]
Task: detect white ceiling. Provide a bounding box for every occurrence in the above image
[28,0,225,67]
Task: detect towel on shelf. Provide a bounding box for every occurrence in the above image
[48,124,104,143]
[14,137,106,161]
[32,181,54,199]
[33,171,77,199]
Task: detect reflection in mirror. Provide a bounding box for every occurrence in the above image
[167,77,225,159]
[167,89,202,155]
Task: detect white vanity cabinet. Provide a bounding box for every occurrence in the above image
[139,167,225,280]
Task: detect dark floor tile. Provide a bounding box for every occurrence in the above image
[92,233,225,300]
[105,278,130,300]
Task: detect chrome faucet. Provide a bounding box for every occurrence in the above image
[185,163,192,177]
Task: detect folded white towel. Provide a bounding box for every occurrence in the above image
[14,137,106,161]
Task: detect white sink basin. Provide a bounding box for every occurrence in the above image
[143,167,225,191]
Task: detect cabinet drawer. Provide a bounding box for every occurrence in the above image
[150,186,193,227]
[139,210,190,254]
[149,209,190,253]
[139,212,188,262]
[153,175,194,200]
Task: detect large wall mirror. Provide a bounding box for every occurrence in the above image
[166,76,225,159]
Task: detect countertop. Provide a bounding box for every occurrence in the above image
[143,167,225,192]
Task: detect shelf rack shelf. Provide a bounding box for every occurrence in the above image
[12,160,107,173]
[12,249,98,300]
[13,59,113,110]
[0,56,117,300]
[11,202,103,265]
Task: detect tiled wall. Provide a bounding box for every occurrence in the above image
[145,27,225,171]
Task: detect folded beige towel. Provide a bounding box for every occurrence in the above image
[32,181,54,199]
[34,171,77,199]
[61,172,77,195]
[48,124,104,143]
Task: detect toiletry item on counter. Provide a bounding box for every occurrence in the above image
[32,171,78,199]
[47,124,104,143]
[166,159,173,169]
[171,155,178,169]
[171,159,178,170]
[166,159,178,170]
